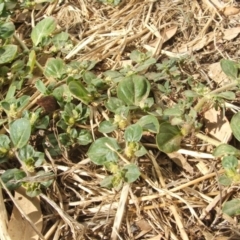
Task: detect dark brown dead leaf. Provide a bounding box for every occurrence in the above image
[36,95,58,113]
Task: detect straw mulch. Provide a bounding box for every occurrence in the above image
[3,0,240,239]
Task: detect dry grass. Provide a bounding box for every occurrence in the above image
[2,0,240,239]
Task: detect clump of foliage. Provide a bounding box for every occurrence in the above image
[1,0,240,217]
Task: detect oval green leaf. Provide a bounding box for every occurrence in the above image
[0,22,15,39]
[222,199,240,216]
[230,112,240,142]
[123,164,140,183]
[135,58,156,72]
[0,44,17,64]
[156,122,182,153]
[130,50,146,63]
[68,79,93,104]
[99,120,118,133]
[137,115,159,133]
[87,137,120,165]
[222,156,238,170]
[218,175,232,186]
[27,50,36,73]
[124,124,142,142]
[9,118,31,149]
[163,107,183,117]
[82,71,97,84]
[105,97,124,113]
[35,79,47,94]
[1,168,26,190]
[31,17,56,46]
[117,75,150,106]
[100,175,114,188]
[220,59,238,79]
[213,144,240,157]
[76,129,92,145]
[44,58,66,79]
[217,91,235,100]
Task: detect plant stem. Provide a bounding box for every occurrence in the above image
[209,81,238,95]
[193,96,210,112]
[195,132,222,146]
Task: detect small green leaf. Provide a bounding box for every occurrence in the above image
[5,84,16,100]
[184,90,199,98]
[31,17,56,46]
[230,112,240,142]
[1,169,26,190]
[213,144,240,157]
[44,58,66,79]
[27,50,36,73]
[130,50,146,63]
[123,164,140,183]
[217,91,235,100]
[53,84,72,102]
[18,145,34,162]
[52,32,69,47]
[156,122,182,153]
[35,115,49,129]
[163,107,183,117]
[103,70,123,83]
[124,124,142,142]
[0,21,15,39]
[76,129,92,145]
[11,60,24,72]
[0,3,4,16]
[82,71,97,84]
[25,183,41,197]
[134,145,147,157]
[9,118,31,149]
[220,59,238,79]
[88,137,120,165]
[222,199,240,216]
[68,79,93,104]
[135,58,156,72]
[117,75,150,106]
[222,156,238,170]
[100,176,114,188]
[58,133,71,147]
[99,120,118,133]
[105,97,125,113]
[0,134,10,162]
[218,175,232,186]
[171,117,184,125]
[145,72,165,81]
[137,115,159,133]
[35,79,47,94]
[0,44,17,64]
[18,95,30,111]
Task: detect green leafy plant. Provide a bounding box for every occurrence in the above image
[0,118,51,197]
[0,1,240,212]
[210,59,240,216]
[87,137,141,189]
[213,144,240,186]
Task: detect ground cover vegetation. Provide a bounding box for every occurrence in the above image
[1,0,240,239]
